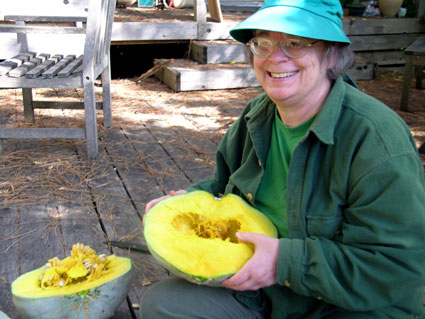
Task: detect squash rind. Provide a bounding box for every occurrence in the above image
[11,256,132,319]
[147,244,231,287]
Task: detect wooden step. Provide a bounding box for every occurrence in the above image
[191,40,248,64]
[154,57,373,92]
[154,59,259,91]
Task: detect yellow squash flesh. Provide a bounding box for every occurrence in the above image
[11,244,132,319]
[144,190,277,286]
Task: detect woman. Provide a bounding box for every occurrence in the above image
[140,0,425,318]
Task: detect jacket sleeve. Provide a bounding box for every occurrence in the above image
[277,153,425,313]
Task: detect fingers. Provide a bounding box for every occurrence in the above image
[222,259,266,291]
[222,232,279,291]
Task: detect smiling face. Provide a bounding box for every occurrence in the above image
[252,31,332,120]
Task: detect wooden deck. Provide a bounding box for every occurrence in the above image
[0,77,261,318]
[0,74,424,318]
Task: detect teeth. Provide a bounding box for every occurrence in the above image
[270,72,296,78]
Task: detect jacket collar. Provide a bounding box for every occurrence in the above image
[309,76,347,145]
[244,76,348,146]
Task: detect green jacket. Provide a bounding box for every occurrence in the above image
[188,77,425,318]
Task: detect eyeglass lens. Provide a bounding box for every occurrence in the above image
[249,37,311,59]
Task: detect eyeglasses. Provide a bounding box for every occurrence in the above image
[248,36,320,59]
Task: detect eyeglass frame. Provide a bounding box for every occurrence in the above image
[247,36,321,59]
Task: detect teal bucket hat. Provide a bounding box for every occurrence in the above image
[230,0,350,44]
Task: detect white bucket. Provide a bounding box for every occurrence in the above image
[170,0,194,8]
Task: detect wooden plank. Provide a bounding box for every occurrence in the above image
[0,207,19,319]
[156,66,180,91]
[0,75,82,88]
[0,54,32,76]
[32,101,102,109]
[405,36,425,55]
[0,127,86,139]
[342,17,425,35]
[349,33,425,51]
[416,0,425,18]
[111,22,198,42]
[207,0,223,22]
[8,57,42,78]
[105,124,191,203]
[356,50,405,66]
[0,0,89,21]
[57,55,83,77]
[0,25,86,35]
[197,22,237,40]
[42,55,75,78]
[25,55,59,78]
[18,204,65,275]
[155,59,259,91]
[191,40,247,64]
[101,84,220,184]
[138,115,218,183]
[195,0,208,24]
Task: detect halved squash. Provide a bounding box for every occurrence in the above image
[144,190,277,286]
[11,244,132,319]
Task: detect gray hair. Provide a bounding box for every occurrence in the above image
[324,42,355,80]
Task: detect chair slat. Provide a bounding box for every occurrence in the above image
[8,57,44,78]
[57,55,83,78]
[41,55,75,78]
[25,54,60,78]
[0,52,36,75]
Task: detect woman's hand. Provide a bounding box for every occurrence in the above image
[222,232,279,291]
[143,189,187,224]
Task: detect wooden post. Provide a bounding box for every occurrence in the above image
[22,88,34,123]
[417,0,425,18]
[16,21,28,52]
[194,0,207,24]
[400,54,413,111]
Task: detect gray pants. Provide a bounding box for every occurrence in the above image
[139,276,265,319]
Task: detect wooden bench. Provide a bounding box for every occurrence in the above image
[0,0,116,159]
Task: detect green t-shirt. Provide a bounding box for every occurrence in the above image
[255,108,314,237]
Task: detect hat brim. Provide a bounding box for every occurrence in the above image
[230,5,350,44]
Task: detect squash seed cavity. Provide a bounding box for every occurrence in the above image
[171,213,240,243]
[39,243,109,289]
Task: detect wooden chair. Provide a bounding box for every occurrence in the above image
[0,0,116,159]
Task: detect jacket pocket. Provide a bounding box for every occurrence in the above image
[305,214,343,239]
